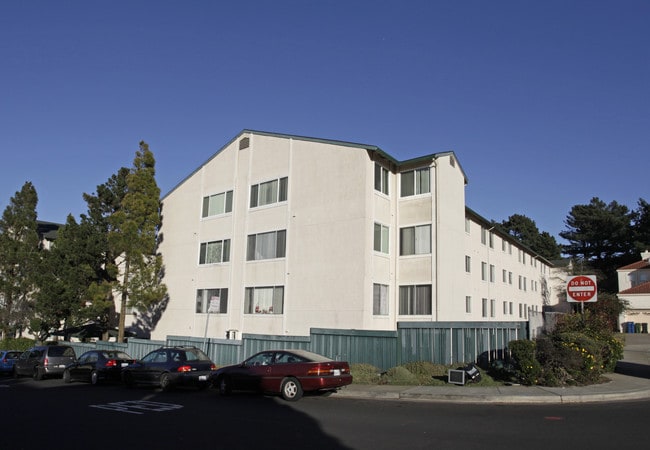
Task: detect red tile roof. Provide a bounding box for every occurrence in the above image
[619,260,650,271]
[620,281,650,295]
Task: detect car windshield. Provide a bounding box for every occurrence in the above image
[104,351,132,359]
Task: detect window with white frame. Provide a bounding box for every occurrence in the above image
[399,285,431,315]
[490,299,495,318]
[374,223,389,254]
[202,190,233,218]
[481,262,487,281]
[465,296,472,313]
[502,269,507,283]
[199,239,231,264]
[244,286,284,314]
[489,264,495,282]
[400,224,431,255]
[465,217,471,233]
[373,284,389,315]
[503,301,508,315]
[482,298,488,318]
[400,167,430,197]
[465,255,471,273]
[196,288,228,314]
[247,230,286,261]
[374,163,389,195]
[250,177,288,208]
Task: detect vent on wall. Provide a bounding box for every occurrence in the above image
[239,137,250,150]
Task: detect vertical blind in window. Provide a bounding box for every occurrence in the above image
[373,284,389,315]
[400,225,431,255]
[398,285,432,315]
[247,230,286,260]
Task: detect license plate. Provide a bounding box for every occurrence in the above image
[199,375,207,381]
[58,365,66,368]
[333,369,341,376]
[121,363,129,367]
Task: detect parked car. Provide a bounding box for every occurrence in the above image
[121,346,216,391]
[63,350,136,385]
[0,350,21,376]
[13,344,77,380]
[211,349,353,401]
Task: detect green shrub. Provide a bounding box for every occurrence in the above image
[349,363,383,384]
[508,339,542,385]
[0,337,34,351]
[382,366,419,385]
[402,361,449,385]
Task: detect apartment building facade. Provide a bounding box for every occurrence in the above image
[145,130,553,340]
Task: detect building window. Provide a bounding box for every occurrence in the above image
[400,168,430,197]
[202,190,233,218]
[508,271,513,285]
[244,286,284,314]
[509,302,513,315]
[399,285,432,315]
[465,255,471,273]
[196,288,228,314]
[481,227,487,245]
[502,269,507,283]
[465,217,471,233]
[489,264,495,283]
[481,262,487,281]
[247,230,286,261]
[250,177,288,208]
[503,301,508,315]
[199,239,231,264]
[465,296,472,313]
[373,284,389,315]
[400,224,431,255]
[489,231,494,248]
[374,223,389,254]
[490,299,495,318]
[374,163,389,195]
[482,298,488,318]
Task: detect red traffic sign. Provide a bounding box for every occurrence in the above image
[566,275,597,303]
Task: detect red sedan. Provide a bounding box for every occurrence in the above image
[211,349,352,401]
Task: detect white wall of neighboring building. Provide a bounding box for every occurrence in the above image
[144,131,553,340]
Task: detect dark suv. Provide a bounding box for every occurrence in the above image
[14,344,77,380]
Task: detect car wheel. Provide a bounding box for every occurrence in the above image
[33,368,44,381]
[280,377,303,402]
[90,370,99,386]
[12,368,19,379]
[63,369,71,383]
[160,372,172,391]
[218,376,232,396]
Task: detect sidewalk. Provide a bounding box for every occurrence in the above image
[336,334,650,404]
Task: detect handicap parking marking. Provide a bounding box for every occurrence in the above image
[90,400,184,415]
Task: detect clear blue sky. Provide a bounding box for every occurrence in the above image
[1,1,648,241]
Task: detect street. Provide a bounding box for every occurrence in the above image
[2,376,648,449]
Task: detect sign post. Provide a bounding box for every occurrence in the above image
[566,275,597,316]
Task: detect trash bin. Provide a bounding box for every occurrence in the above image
[643,323,648,334]
[636,323,643,333]
[627,322,635,333]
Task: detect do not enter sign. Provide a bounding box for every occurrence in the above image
[566,275,597,303]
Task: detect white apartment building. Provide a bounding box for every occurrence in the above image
[617,250,650,327]
[145,130,553,340]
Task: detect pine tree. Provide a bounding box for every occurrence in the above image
[0,182,40,339]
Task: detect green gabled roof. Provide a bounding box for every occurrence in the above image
[163,129,468,199]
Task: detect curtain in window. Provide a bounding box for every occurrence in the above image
[272,287,284,314]
[401,171,414,197]
[373,284,388,315]
[206,241,222,263]
[400,227,415,255]
[259,180,278,206]
[208,193,225,216]
[415,225,431,254]
[416,168,430,194]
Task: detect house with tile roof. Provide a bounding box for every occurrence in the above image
[617,250,650,329]
[134,130,555,340]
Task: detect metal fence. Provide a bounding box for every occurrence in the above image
[60,321,527,371]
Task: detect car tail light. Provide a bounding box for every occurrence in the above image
[105,359,117,368]
[44,357,49,367]
[177,365,192,372]
[307,365,332,376]
[210,364,216,371]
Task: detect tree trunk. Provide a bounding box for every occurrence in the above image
[117,258,130,342]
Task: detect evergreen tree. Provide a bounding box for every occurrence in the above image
[500,214,561,260]
[108,142,167,341]
[632,198,650,253]
[560,197,636,292]
[0,182,40,339]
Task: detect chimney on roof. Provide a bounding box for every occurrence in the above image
[642,250,650,262]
